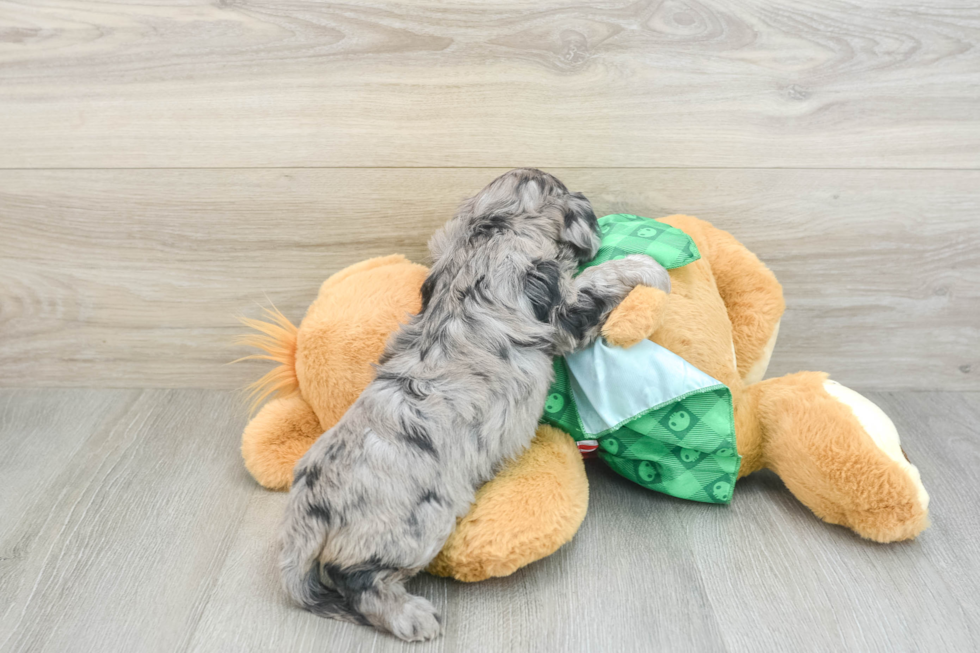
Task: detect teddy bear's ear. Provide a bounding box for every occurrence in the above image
[560,192,600,261]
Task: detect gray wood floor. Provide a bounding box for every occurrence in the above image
[1,389,977,653]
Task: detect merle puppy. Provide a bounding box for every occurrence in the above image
[279,169,670,641]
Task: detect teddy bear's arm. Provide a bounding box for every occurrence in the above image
[601,285,670,349]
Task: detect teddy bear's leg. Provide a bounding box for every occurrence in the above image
[427,425,589,582]
[695,217,785,384]
[744,372,929,542]
[241,394,323,491]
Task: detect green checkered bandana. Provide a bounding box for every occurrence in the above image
[581,213,701,273]
[539,215,740,504]
[543,358,739,503]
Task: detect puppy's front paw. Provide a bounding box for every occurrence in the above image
[602,285,669,348]
[622,254,671,294]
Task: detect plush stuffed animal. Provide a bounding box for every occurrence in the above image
[238,214,930,582]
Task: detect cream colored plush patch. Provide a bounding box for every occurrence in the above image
[743,320,780,385]
[822,380,930,512]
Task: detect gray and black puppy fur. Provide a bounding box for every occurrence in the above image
[279,168,670,641]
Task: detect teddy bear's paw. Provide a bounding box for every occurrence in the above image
[602,285,669,349]
[241,394,323,491]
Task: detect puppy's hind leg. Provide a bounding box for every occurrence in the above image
[329,565,443,642]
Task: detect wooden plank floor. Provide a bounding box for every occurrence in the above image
[0,389,977,652]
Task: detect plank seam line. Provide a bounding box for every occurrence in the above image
[0,166,979,172]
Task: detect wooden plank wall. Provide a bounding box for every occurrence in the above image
[0,0,978,390]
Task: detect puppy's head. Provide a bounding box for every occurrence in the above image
[467,168,600,261]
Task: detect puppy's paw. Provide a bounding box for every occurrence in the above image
[602,285,669,349]
[387,595,443,642]
[622,254,671,294]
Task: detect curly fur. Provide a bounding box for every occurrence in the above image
[278,169,670,641]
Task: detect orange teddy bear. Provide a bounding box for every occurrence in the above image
[238,215,929,582]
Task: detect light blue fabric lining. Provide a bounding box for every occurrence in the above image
[565,338,725,437]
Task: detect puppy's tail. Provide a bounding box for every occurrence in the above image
[279,516,369,626]
[233,305,300,413]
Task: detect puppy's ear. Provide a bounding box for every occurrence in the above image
[561,192,600,261]
[420,274,437,313]
[524,259,562,322]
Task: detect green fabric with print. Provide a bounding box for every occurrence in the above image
[539,214,741,505]
[582,213,701,272]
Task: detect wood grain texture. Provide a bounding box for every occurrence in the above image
[0,389,977,652]
[1,168,977,390]
[1,0,979,168]
[0,390,254,653]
